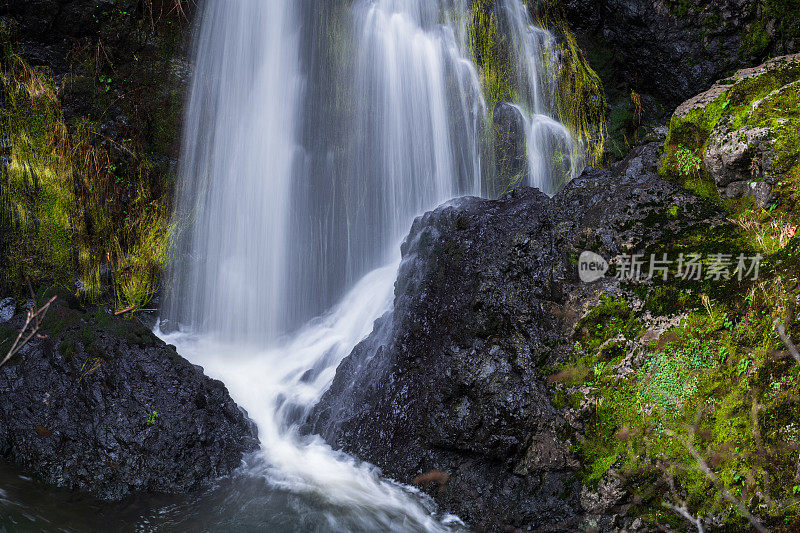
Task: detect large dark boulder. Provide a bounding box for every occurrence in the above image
[0,296,259,501]
[307,138,720,530]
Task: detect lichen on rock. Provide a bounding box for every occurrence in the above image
[663,53,800,213]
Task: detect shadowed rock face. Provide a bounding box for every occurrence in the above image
[560,0,798,109]
[307,139,722,531]
[493,101,529,187]
[0,298,259,502]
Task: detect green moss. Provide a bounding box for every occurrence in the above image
[570,259,800,527]
[469,1,515,112]
[742,20,771,57]
[546,13,607,166]
[471,1,606,175]
[765,0,800,45]
[574,295,643,354]
[58,339,76,358]
[552,388,584,410]
[661,59,800,225]
[644,285,694,316]
[0,55,76,291]
[0,33,178,308]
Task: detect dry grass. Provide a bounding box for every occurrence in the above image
[732,210,797,254]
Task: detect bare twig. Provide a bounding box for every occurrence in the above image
[1,296,57,369]
[776,321,800,364]
[663,502,704,533]
[661,462,706,532]
[666,427,769,533]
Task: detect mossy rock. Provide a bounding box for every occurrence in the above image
[662,54,800,215]
[573,295,642,355]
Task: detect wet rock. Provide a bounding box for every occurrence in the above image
[493,101,528,189]
[0,297,14,324]
[307,140,717,531]
[0,297,258,501]
[560,0,798,109]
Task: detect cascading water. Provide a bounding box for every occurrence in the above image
[165,0,301,343]
[151,0,582,531]
[161,0,485,530]
[493,0,583,195]
[345,0,485,278]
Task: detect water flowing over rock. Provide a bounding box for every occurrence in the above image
[308,138,720,530]
[160,0,581,526]
[494,0,582,193]
[0,297,258,501]
[164,0,488,342]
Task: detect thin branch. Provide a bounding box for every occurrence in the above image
[114,307,158,316]
[1,296,56,369]
[776,321,800,364]
[663,503,704,533]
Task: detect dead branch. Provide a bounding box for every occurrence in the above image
[114,307,158,316]
[1,295,56,369]
[776,321,800,364]
[661,461,706,532]
[663,503,704,533]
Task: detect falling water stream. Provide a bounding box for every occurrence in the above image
[160,0,486,529]
[494,0,582,194]
[0,1,580,531]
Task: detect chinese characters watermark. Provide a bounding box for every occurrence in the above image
[579,251,762,283]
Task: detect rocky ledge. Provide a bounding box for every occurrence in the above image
[306,137,727,531]
[0,295,258,501]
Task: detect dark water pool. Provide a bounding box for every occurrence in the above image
[0,459,450,532]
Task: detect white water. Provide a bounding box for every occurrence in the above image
[160,261,463,531]
[494,0,582,194]
[161,0,578,530]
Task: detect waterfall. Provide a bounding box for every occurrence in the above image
[160,0,578,529]
[165,0,302,342]
[344,0,485,279]
[494,0,583,195]
[165,0,484,343]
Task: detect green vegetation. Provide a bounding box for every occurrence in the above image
[574,295,642,353]
[555,71,800,523]
[469,0,515,112]
[661,58,800,222]
[557,280,800,528]
[469,0,607,194]
[534,3,607,167]
[0,6,186,310]
[553,217,800,529]
[675,146,703,178]
[765,0,800,49]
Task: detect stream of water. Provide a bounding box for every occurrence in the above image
[1,1,579,531]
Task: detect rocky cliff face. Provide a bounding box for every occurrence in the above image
[307,136,722,531]
[562,0,799,108]
[0,295,259,501]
